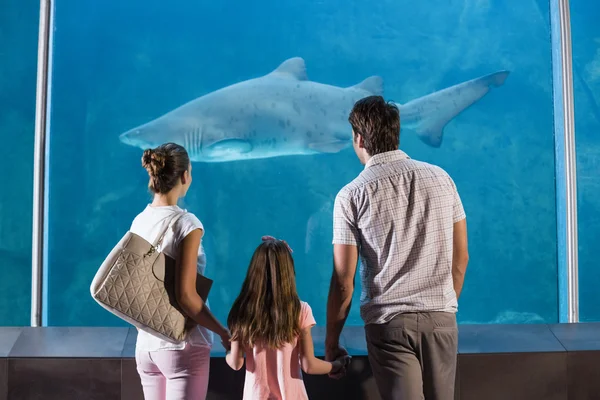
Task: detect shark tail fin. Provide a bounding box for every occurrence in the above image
[348,76,384,96]
[488,70,510,87]
[401,70,510,148]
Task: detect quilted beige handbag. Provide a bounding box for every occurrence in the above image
[90,212,212,344]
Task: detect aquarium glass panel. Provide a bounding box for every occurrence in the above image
[46,0,558,326]
[570,0,600,322]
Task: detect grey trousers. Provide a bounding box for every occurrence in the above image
[364,312,458,400]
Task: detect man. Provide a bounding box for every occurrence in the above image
[325,96,469,400]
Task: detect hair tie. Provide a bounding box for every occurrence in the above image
[262,235,293,253]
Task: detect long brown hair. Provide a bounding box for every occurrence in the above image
[227,239,301,348]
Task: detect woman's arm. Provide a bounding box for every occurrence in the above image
[299,326,348,375]
[175,229,229,341]
[225,340,245,370]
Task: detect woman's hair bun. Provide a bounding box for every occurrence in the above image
[142,149,154,170]
[141,148,167,177]
[140,143,190,194]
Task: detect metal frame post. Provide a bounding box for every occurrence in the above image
[551,0,579,323]
[31,0,53,327]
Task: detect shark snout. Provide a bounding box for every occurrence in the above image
[119,129,145,147]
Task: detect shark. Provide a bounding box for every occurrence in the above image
[119,57,509,162]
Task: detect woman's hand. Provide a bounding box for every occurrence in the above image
[220,329,232,352]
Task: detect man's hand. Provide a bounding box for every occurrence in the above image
[325,344,350,379]
[330,354,352,375]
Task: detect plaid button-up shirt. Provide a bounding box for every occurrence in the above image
[333,150,466,325]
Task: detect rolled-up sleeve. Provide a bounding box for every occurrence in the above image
[451,179,466,223]
[332,189,360,246]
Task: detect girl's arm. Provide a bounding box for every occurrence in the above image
[226,340,245,370]
[175,229,229,342]
[299,326,348,375]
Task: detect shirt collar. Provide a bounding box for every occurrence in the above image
[365,150,410,169]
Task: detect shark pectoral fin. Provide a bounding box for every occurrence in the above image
[308,140,350,153]
[412,123,444,148]
[204,139,253,157]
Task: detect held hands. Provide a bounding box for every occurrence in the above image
[326,344,351,379]
[331,354,352,375]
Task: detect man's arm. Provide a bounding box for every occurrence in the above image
[452,219,469,299]
[325,244,358,349]
[326,191,360,352]
[449,176,469,299]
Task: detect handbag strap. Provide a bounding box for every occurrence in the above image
[152,211,187,251]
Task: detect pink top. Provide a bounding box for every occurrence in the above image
[242,301,317,400]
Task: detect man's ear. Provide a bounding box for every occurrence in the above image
[357,133,365,149]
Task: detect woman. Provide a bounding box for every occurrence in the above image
[131,142,229,400]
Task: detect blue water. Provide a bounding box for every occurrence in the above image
[570,0,600,321]
[0,0,38,326]
[1,0,597,327]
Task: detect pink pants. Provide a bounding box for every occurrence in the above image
[135,344,211,400]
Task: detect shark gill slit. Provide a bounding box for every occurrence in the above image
[196,126,202,157]
[188,128,196,158]
[183,131,190,157]
[193,126,201,158]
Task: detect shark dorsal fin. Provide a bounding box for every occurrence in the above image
[349,76,384,95]
[269,57,308,80]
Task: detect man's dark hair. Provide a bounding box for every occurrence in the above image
[348,96,400,156]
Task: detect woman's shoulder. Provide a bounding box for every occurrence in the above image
[180,210,203,227]
[130,206,153,229]
[174,210,204,239]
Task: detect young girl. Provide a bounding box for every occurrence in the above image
[226,236,351,399]
[131,143,230,400]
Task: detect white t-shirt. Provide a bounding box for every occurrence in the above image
[130,204,214,352]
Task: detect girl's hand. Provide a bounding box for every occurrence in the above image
[326,345,350,379]
[330,360,342,374]
[337,354,351,367]
[330,355,351,375]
